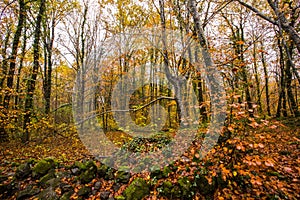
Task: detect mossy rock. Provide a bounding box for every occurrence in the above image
[16,185,40,200]
[79,169,96,184]
[157,181,173,198]
[15,163,32,180]
[44,158,59,168]
[39,169,56,187]
[78,186,91,197]
[38,186,59,200]
[59,190,74,200]
[74,160,96,171]
[115,171,131,183]
[79,161,97,184]
[178,177,194,198]
[105,167,115,180]
[150,165,171,179]
[45,178,61,188]
[32,159,54,177]
[123,178,150,200]
[97,164,109,177]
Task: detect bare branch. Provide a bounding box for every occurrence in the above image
[75,96,176,125]
[235,0,278,25]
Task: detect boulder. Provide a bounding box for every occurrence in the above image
[100,191,110,200]
[39,169,56,187]
[59,190,74,200]
[15,163,32,180]
[16,185,40,200]
[38,187,59,200]
[123,178,150,200]
[32,160,52,177]
[115,171,131,183]
[78,186,91,197]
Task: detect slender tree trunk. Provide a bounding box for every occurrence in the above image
[0,30,11,100]
[253,42,262,114]
[276,38,287,117]
[239,23,253,117]
[23,0,46,142]
[15,27,27,109]
[285,42,299,116]
[43,18,55,114]
[260,41,271,116]
[0,0,26,142]
[159,0,186,125]
[3,0,26,109]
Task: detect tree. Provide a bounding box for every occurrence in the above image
[0,0,27,142]
[23,0,46,142]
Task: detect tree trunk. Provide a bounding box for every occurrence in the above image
[43,18,55,114]
[253,41,262,114]
[0,0,26,142]
[23,0,46,142]
[260,41,271,116]
[285,42,299,116]
[3,0,26,109]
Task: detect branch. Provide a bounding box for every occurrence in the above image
[236,0,278,26]
[0,0,17,22]
[75,96,176,125]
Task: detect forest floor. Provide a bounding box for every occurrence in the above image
[0,117,299,199]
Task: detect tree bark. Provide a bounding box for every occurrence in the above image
[23,0,46,142]
[260,41,271,116]
[3,0,26,109]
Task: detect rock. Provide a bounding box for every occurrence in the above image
[43,158,58,168]
[97,164,108,177]
[115,171,131,183]
[157,181,173,198]
[112,183,121,192]
[123,178,150,200]
[32,160,53,177]
[39,169,56,187]
[94,181,101,190]
[150,169,163,179]
[16,185,40,200]
[79,170,96,184]
[162,166,172,177]
[105,168,115,180]
[150,166,171,179]
[178,177,194,198]
[38,187,59,200]
[74,161,86,171]
[46,178,61,189]
[59,190,73,200]
[70,167,80,175]
[60,183,73,193]
[78,186,91,197]
[79,161,97,184]
[100,191,110,200]
[15,163,32,180]
[56,171,71,179]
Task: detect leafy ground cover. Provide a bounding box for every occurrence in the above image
[0,117,299,199]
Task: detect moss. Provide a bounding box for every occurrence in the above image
[123,178,149,200]
[32,160,52,177]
